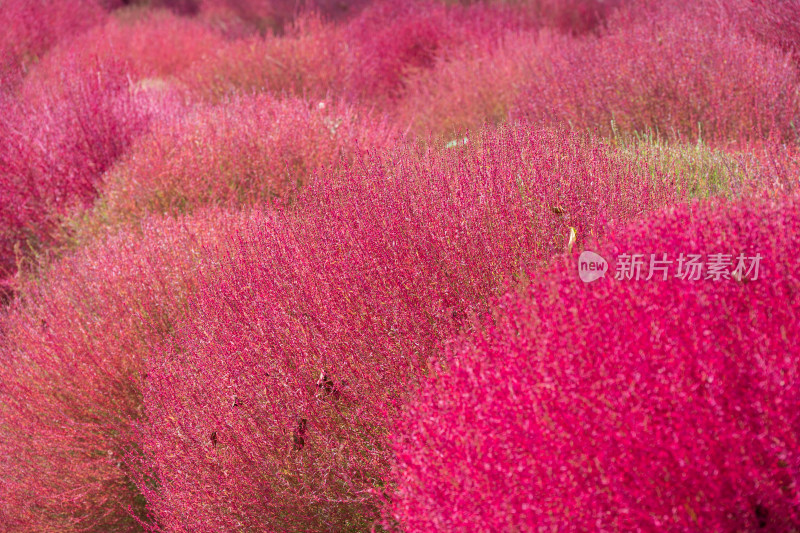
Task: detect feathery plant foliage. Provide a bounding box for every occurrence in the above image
[391,194,800,531]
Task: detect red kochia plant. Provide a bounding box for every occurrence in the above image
[0,209,253,532]
[179,12,346,103]
[390,195,800,531]
[28,9,227,84]
[0,0,106,88]
[397,29,557,137]
[0,55,178,281]
[342,0,517,104]
[513,10,800,144]
[101,94,397,225]
[134,125,678,531]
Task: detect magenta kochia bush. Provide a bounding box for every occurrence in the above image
[397,29,561,137]
[513,9,800,144]
[0,209,253,532]
[391,195,800,531]
[342,0,516,104]
[29,9,227,83]
[0,0,106,88]
[102,94,396,224]
[182,1,517,106]
[0,56,177,280]
[134,125,678,531]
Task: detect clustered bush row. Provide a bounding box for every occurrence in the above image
[1,0,799,531]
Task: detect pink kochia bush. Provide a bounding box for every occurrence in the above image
[0,56,178,282]
[0,209,254,533]
[341,0,516,104]
[134,125,678,531]
[178,12,346,103]
[101,94,397,224]
[182,1,517,106]
[513,9,800,144]
[391,195,800,531]
[29,9,227,84]
[0,0,106,88]
[397,29,556,137]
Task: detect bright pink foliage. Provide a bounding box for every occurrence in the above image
[102,94,397,223]
[0,209,253,532]
[513,8,800,144]
[391,194,800,531]
[0,0,106,88]
[0,56,179,281]
[133,125,678,531]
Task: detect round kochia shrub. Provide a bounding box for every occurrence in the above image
[0,56,176,283]
[100,94,396,225]
[28,9,227,84]
[0,0,106,88]
[0,209,253,532]
[178,12,346,103]
[390,195,800,531]
[513,9,800,144]
[134,125,678,532]
[397,29,551,137]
